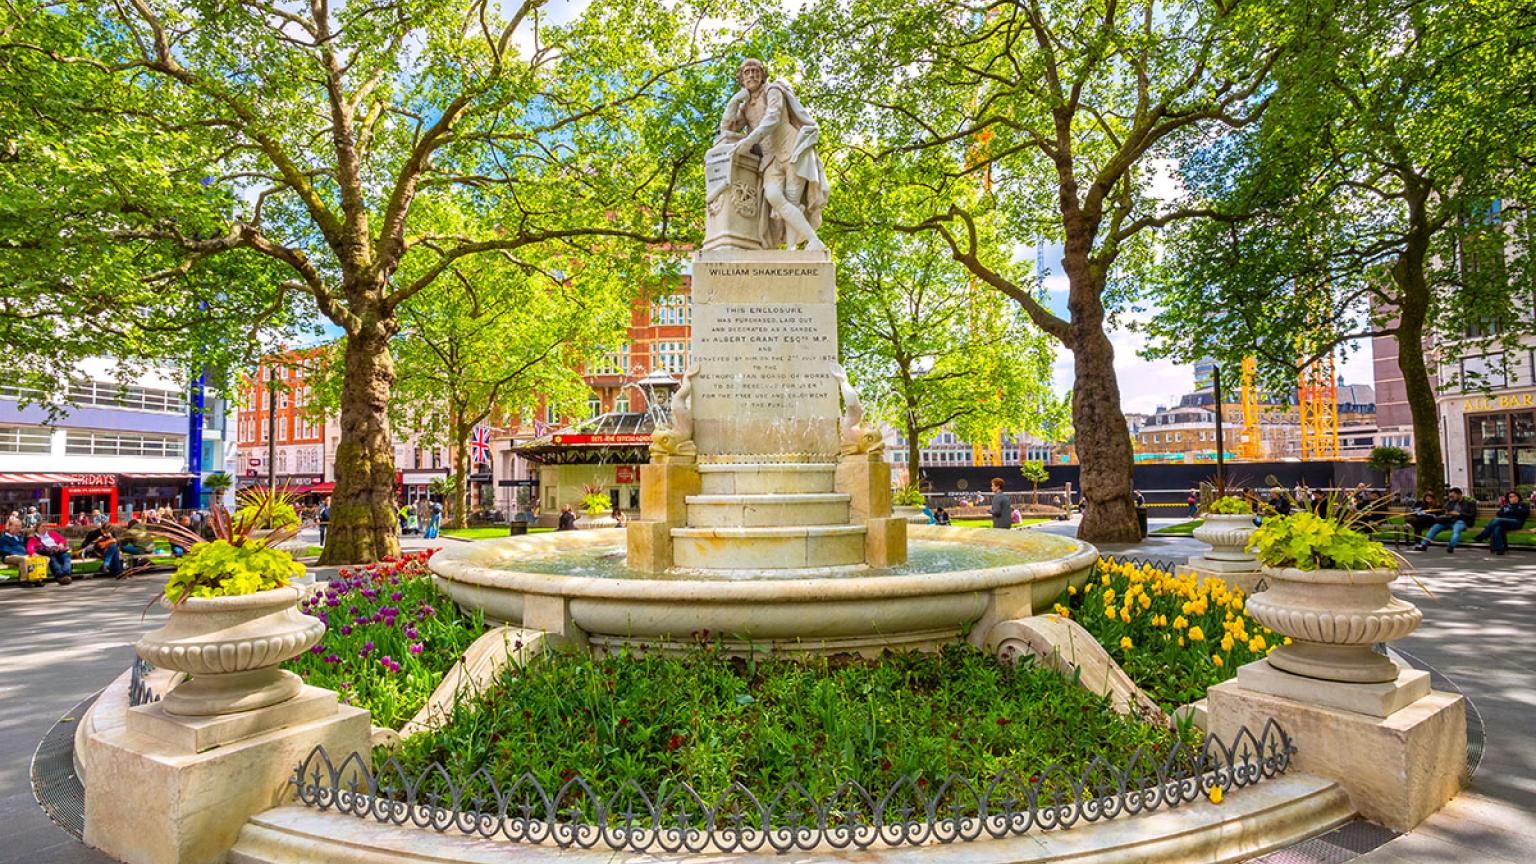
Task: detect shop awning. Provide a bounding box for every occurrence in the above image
[120,473,197,481]
[0,472,91,485]
[302,482,336,494]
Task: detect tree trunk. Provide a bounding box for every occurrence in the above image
[1070,324,1141,543]
[451,409,470,530]
[905,413,922,489]
[1393,199,1446,499]
[1395,291,1445,498]
[319,323,401,564]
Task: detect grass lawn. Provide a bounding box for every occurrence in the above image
[440,525,553,539]
[1153,520,1202,536]
[948,517,1050,529]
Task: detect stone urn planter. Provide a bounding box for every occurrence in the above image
[1192,513,1259,563]
[892,505,929,524]
[134,585,325,716]
[1245,566,1422,683]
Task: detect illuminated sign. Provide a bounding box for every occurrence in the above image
[1462,391,1536,412]
[550,434,652,445]
[616,465,636,483]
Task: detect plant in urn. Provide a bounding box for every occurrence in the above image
[136,504,320,716]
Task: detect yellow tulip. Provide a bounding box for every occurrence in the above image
[1212,654,1224,667]
[1188,626,1205,642]
[1120,636,1134,650]
[1208,786,1224,805]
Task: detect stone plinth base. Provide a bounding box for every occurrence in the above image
[1236,659,1430,718]
[1177,560,1264,593]
[83,686,371,864]
[864,516,907,568]
[627,462,701,572]
[126,687,341,754]
[1208,678,1464,832]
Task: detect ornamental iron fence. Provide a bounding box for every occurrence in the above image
[128,657,161,707]
[290,719,1293,854]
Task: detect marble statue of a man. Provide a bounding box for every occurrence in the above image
[715,59,829,250]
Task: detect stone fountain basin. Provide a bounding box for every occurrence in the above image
[429,525,1098,652]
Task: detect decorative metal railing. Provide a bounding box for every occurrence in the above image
[291,720,1293,853]
[128,657,161,707]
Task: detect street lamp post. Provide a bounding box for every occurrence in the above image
[1213,365,1226,491]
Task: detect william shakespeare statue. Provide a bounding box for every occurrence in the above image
[704,59,830,251]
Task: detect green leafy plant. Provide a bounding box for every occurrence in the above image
[234,486,301,529]
[1247,512,1396,571]
[580,482,611,517]
[1205,495,1252,516]
[1020,460,1050,506]
[1367,446,1412,492]
[893,485,926,507]
[152,506,304,605]
[392,642,1188,805]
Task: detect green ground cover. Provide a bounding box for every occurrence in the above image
[948,517,1050,529]
[284,551,487,727]
[1152,520,1201,535]
[391,642,1188,804]
[440,525,553,539]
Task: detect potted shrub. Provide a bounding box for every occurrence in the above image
[1192,494,1258,564]
[134,508,321,716]
[892,485,928,523]
[1244,512,1421,684]
[576,484,616,529]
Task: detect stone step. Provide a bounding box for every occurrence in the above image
[697,463,837,495]
[684,493,851,528]
[671,524,866,570]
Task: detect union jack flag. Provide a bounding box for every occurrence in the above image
[532,419,548,438]
[470,425,493,464]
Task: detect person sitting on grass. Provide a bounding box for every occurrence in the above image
[80,523,125,578]
[26,523,73,584]
[933,506,951,525]
[1472,490,1529,556]
[1416,487,1477,554]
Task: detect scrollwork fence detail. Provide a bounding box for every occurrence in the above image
[291,720,1293,853]
[128,657,161,707]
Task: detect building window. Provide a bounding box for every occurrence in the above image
[0,382,48,404]
[1467,410,1536,501]
[655,341,689,374]
[615,394,630,414]
[64,430,184,458]
[650,294,691,326]
[0,425,51,454]
[592,346,631,376]
[64,379,186,414]
[1459,354,1509,391]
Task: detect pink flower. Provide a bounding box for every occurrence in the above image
[409,643,424,655]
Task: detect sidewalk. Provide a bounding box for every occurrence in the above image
[3,528,1528,863]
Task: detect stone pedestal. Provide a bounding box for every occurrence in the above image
[836,453,906,568]
[628,462,701,571]
[702,143,765,251]
[690,249,840,457]
[1209,678,1463,832]
[83,686,371,864]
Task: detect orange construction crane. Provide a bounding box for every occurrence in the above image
[1298,350,1339,460]
[1238,356,1263,461]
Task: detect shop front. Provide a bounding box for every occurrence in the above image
[0,472,195,524]
[1459,391,1536,501]
[514,415,653,524]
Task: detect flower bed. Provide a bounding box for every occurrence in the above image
[1054,557,1287,709]
[390,642,1190,803]
[284,550,487,728]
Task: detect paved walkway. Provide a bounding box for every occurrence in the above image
[2,527,1531,863]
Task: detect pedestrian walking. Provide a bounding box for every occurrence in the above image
[318,497,331,545]
[425,499,443,538]
[989,478,1010,529]
[1186,487,1198,518]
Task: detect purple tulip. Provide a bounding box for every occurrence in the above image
[339,625,352,636]
[390,591,403,601]
[409,642,424,655]
[360,641,374,657]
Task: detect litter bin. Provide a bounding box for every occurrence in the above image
[508,521,529,536]
[1135,507,1148,538]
